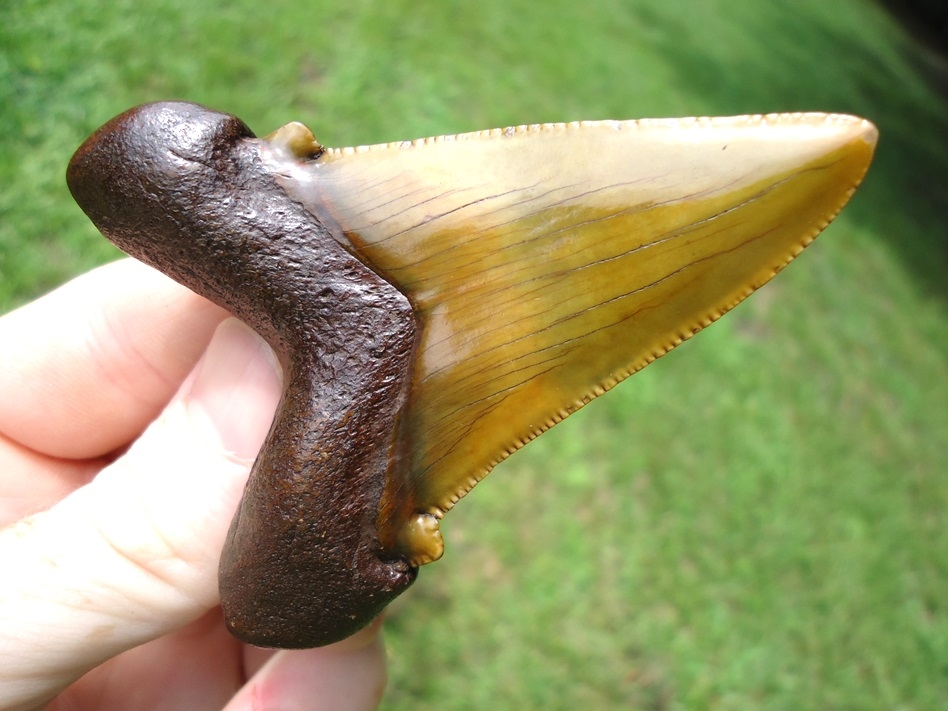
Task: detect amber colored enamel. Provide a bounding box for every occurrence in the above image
[268,114,877,563]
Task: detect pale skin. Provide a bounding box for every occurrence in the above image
[0,259,387,711]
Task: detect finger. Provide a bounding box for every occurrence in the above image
[0,259,225,526]
[0,259,227,460]
[45,609,242,711]
[241,645,279,680]
[0,431,100,526]
[0,319,282,711]
[226,619,387,711]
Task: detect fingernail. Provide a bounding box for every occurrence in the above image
[186,318,283,461]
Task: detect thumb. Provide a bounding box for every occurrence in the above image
[0,318,282,710]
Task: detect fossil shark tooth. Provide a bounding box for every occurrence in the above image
[67,103,876,648]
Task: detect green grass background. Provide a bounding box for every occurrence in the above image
[2,0,947,708]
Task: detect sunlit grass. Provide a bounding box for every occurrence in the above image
[2,0,946,708]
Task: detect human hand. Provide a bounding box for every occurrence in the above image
[0,260,387,711]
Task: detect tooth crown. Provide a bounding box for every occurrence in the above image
[267,112,877,559]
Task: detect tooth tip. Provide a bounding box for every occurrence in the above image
[858,119,879,146]
[829,113,878,147]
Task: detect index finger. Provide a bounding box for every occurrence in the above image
[0,259,228,460]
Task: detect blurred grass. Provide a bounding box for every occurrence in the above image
[2,0,947,708]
